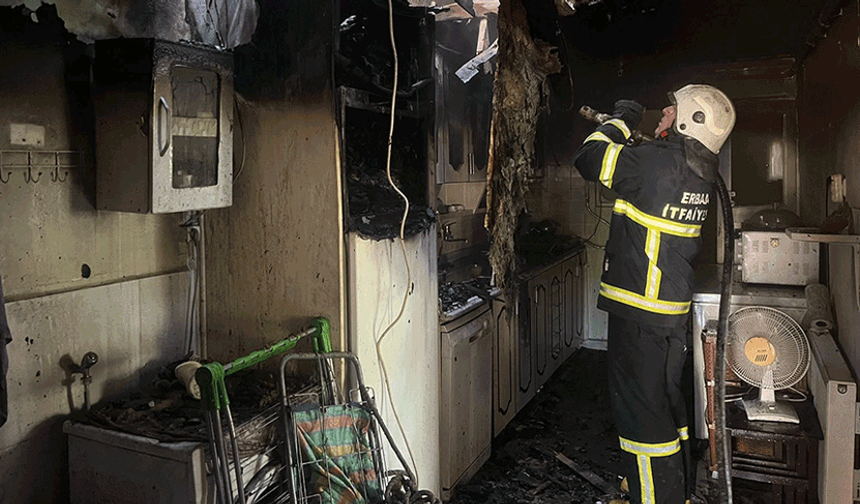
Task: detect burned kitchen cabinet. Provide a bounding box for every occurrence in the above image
[531,262,565,391]
[436,50,469,184]
[529,265,550,393]
[492,293,517,436]
[517,247,587,412]
[436,63,493,184]
[93,38,234,213]
[524,261,562,394]
[562,250,587,361]
[440,305,493,500]
[336,3,436,238]
[517,281,537,409]
[339,90,435,239]
[435,20,495,185]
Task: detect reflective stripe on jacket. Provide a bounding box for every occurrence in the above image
[573,118,715,328]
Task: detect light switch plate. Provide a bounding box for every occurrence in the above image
[10,123,45,147]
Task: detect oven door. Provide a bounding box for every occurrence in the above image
[440,304,493,499]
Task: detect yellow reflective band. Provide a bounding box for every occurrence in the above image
[619,436,682,457]
[614,200,701,237]
[600,282,691,315]
[678,426,689,441]
[600,143,623,189]
[637,455,656,504]
[584,131,613,144]
[604,118,632,139]
[645,229,662,299]
[619,437,681,504]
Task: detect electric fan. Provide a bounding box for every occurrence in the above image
[727,306,811,423]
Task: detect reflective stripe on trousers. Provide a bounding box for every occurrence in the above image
[608,314,691,504]
[619,436,681,503]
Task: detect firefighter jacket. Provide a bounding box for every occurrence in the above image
[573,118,717,328]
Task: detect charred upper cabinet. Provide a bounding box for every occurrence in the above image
[336,2,435,237]
[435,18,496,184]
[94,39,234,214]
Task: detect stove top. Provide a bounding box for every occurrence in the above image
[439,277,499,322]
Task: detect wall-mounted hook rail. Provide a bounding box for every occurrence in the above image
[0,149,85,184]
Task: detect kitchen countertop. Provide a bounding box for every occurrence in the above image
[692,263,807,307]
[518,242,587,281]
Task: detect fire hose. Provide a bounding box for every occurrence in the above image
[579,105,654,145]
[580,105,734,503]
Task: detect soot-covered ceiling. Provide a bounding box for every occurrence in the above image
[541,0,841,70]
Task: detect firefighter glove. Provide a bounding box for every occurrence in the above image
[613,99,644,129]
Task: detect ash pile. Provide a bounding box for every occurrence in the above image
[84,360,314,444]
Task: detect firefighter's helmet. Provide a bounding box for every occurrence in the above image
[671,84,736,154]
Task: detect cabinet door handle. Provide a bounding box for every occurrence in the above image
[158,96,171,157]
[469,319,490,343]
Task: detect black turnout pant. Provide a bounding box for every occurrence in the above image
[608,314,692,504]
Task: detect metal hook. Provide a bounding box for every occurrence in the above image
[25,165,41,183]
[51,166,68,183]
[0,170,10,184]
[51,152,68,182]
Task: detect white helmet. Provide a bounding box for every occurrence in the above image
[671,84,736,154]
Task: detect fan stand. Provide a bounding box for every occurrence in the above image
[742,367,800,424]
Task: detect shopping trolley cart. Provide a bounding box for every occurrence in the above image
[195,317,334,504]
[278,352,437,504]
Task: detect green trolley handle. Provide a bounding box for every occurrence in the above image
[196,317,331,411]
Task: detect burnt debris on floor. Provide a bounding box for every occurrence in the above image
[447,348,627,504]
[445,348,777,504]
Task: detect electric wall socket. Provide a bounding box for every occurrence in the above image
[9,123,45,147]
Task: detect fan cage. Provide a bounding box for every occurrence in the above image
[727,306,810,389]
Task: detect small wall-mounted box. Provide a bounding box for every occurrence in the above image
[94,38,234,213]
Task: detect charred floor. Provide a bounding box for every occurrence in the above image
[446,348,772,504]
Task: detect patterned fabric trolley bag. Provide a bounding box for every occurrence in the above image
[292,403,383,504]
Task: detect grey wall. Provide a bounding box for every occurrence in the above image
[1,1,351,500]
[1,274,188,503]
[204,0,346,364]
[798,3,860,377]
[0,10,192,503]
[205,97,345,362]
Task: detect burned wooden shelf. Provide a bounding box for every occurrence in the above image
[338,86,428,118]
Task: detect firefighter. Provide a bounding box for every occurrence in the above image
[572,85,736,504]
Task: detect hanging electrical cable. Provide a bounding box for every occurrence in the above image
[373,0,420,485]
[549,144,606,250]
